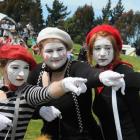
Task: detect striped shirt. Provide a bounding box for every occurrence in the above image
[0,83,53,140]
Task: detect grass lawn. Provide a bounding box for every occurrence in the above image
[24,46,140,140]
[121,54,140,71]
[24,120,43,140]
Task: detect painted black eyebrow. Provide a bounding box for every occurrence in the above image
[10,64,30,67]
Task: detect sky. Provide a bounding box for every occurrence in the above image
[41,0,140,20]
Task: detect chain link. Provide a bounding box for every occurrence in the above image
[66,60,84,133]
[37,63,46,86]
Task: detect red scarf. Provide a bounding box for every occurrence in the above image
[96,60,133,94]
[8,84,18,91]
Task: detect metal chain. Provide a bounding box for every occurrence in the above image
[66,60,84,133]
[72,93,83,132]
[37,63,46,86]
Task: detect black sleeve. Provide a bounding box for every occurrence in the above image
[32,105,41,119]
[125,72,140,88]
[115,64,140,88]
[115,64,134,74]
[70,61,103,88]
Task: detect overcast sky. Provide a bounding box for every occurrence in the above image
[41,0,140,20]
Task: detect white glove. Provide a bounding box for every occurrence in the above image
[99,70,124,86]
[61,77,87,96]
[112,78,125,95]
[0,114,12,131]
[39,106,61,122]
[99,70,125,95]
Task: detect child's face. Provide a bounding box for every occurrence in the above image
[93,36,114,66]
[41,40,67,70]
[6,60,29,86]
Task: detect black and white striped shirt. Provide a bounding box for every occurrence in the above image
[0,83,53,140]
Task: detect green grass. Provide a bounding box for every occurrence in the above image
[121,54,140,71]
[72,43,81,54]
[24,120,43,140]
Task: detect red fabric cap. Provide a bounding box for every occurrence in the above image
[0,44,37,70]
[86,24,123,51]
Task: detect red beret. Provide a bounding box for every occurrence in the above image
[86,24,122,51]
[0,44,37,70]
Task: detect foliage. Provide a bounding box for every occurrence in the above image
[74,4,94,33]
[65,4,95,44]
[46,0,70,28]
[102,0,111,23]
[72,43,81,55]
[131,11,140,47]
[101,0,124,25]
[94,16,103,26]
[63,17,75,37]
[111,0,124,24]
[28,0,44,32]
[115,10,134,44]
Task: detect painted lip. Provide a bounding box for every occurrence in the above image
[51,58,64,62]
[98,59,108,61]
[16,79,24,81]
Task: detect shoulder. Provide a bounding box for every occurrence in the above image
[69,60,98,77]
[114,63,134,74]
[71,60,90,69]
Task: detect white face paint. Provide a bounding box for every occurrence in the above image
[42,42,67,70]
[93,36,114,66]
[6,60,29,86]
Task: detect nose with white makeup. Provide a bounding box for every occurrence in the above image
[100,48,106,57]
[18,69,25,77]
[52,51,59,58]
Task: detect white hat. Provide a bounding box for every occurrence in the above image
[37,27,73,50]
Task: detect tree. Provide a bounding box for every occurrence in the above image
[63,17,75,37]
[46,0,70,28]
[102,0,112,23]
[67,4,94,43]
[111,0,124,24]
[94,16,103,26]
[131,11,140,47]
[114,10,140,47]
[115,10,134,44]
[28,0,44,31]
